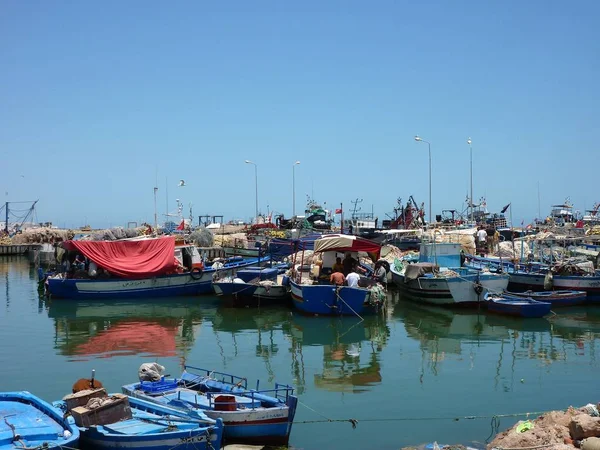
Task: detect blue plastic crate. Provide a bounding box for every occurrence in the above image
[139,377,178,393]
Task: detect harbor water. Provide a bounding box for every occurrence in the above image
[2,256,600,449]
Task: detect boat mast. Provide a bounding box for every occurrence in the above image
[4,201,7,233]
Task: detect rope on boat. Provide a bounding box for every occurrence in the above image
[334,287,364,321]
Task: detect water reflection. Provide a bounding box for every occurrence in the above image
[207,306,291,383]
[287,313,390,393]
[47,298,205,361]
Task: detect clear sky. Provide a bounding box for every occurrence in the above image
[1,1,598,228]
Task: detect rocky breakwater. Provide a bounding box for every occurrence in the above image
[489,404,600,450]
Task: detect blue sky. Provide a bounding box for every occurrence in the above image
[1,1,598,228]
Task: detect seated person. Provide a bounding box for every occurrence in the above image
[346,267,361,288]
[330,270,346,286]
[332,257,344,274]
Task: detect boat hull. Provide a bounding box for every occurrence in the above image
[552,276,600,302]
[56,395,222,450]
[0,391,80,450]
[487,298,551,318]
[47,259,265,300]
[290,281,369,315]
[390,268,509,306]
[214,283,290,307]
[505,290,587,307]
[121,384,296,445]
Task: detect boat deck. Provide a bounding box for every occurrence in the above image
[0,400,66,446]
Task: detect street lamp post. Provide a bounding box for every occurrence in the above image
[245,160,258,221]
[292,161,300,216]
[414,136,432,226]
[467,137,473,223]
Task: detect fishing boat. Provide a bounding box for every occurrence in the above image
[466,254,600,300]
[290,234,386,316]
[504,290,587,307]
[46,236,268,299]
[485,293,551,318]
[213,266,291,307]
[54,393,223,450]
[0,391,80,449]
[390,242,509,306]
[122,365,297,445]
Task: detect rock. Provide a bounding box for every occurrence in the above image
[582,437,600,450]
[569,415,600,440]
[487,409,578,450]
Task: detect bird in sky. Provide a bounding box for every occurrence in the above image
[178,180,186,187]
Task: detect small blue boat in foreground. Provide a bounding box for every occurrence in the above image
[505,290,587,307]
[485,293,551,318]
[122,365,297,445]
[54,394,223,450]
[0,391,80,450]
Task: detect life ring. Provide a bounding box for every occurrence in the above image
[190,267,204,280]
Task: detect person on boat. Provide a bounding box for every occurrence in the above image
[332,257,344,274]
[342,252,357,276]
[346,267,361,288]
[372,262,387,286]
[476,226,487,253]
[486,226,496,254]
[74,254,85,271]
[330,270,346,286]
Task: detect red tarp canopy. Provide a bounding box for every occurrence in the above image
[62,237,177,277]
[314,234,381,260]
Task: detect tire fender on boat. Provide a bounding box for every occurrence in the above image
[190,267,204,280]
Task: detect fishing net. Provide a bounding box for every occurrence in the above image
[189,227,214,247]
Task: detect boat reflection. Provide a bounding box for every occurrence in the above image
[47,298,206,361]
[391,292,600,385]
[287,313,390,394]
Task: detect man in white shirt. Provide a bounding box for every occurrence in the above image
[476,227,488,254]
[346,269,360,288]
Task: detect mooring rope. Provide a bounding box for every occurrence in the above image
[294,409,553,427]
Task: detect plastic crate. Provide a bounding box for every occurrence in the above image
[139,377,178,393]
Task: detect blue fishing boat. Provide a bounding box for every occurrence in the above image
[122,365,297,445]
[289,234,385,316]
[46,237,269,299]
[504,290,587,307]
[485,293,551,318]
[54,394,223,450]
[0,391,80,450]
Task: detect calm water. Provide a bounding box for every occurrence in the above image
[2,256,600,449]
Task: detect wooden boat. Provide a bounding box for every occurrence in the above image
[0,391,80,449]
[54,394,222,450]
[46,237,268,299]
[213,267,291,307]
[485,293,551,318]
[391,243,509,306]
[290,234,385,316]
[122,365,297,445]
[504,290,587,307]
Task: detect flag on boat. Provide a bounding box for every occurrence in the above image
[335,208,342,214]
[176,220,185,231]
[501,203,511,214]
